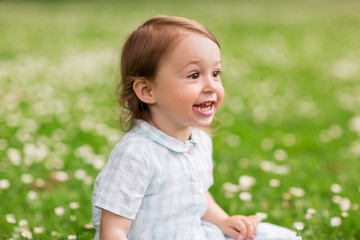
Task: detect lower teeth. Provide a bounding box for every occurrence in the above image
[196,106,211,111]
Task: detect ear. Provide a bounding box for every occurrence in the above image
[133,78,156,104]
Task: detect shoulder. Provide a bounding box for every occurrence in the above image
[110,128,156,160]
[108,125,170,170]
[98,129,156,182]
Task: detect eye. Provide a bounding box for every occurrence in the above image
[188,72,200,80]
[212,70,221,78]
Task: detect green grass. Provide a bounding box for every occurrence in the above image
[1,0,360,239]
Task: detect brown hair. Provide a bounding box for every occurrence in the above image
[116,15,220,131]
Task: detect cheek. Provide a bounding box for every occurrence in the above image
[173,86,199,101]
[217,85,225,107]
[158,85,198,107]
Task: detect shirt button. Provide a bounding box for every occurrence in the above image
[198,187,204,194]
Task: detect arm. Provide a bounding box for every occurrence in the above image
[202,191,258,240]
[202,191,229,225]
[100,209,132,240]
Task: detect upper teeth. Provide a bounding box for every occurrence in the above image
[204,102,212,106]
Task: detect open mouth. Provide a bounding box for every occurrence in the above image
[192,101,215,116]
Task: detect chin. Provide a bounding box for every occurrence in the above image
[193,118,214,128]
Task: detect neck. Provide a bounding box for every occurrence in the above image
[148,119,192,142]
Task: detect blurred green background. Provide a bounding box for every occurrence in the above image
[0,0,359,239]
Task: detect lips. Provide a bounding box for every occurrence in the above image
[192,101,216,116]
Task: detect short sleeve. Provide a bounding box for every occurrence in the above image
[92,144,150,220]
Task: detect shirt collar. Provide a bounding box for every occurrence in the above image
[134,120,200,153]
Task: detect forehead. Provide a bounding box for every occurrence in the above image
[162,32,221,66]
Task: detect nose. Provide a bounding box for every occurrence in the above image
[203,74,221,94]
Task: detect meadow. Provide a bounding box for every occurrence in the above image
[0,0,360,239]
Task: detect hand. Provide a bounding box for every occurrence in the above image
[218,215,259,240]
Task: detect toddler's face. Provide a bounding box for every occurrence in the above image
[149,32,224,133]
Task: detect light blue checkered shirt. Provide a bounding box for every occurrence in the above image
[91,120,214,239]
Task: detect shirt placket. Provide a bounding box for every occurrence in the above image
[184,141,204,205]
